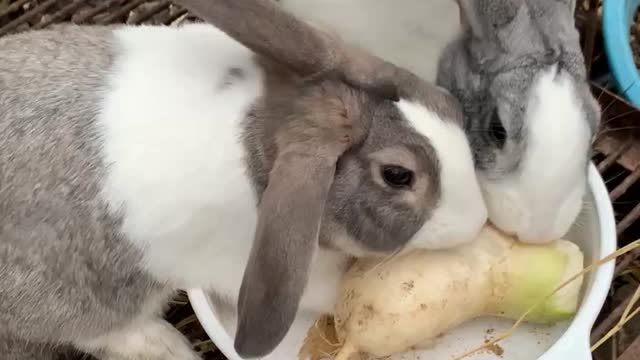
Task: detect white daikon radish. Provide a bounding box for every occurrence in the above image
[320,226,585,360]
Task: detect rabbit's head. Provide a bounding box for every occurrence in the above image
[437,0,600,243]
[237,69,487,359]
[177,0,486,357]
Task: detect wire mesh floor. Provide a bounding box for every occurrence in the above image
[1,1,639,359]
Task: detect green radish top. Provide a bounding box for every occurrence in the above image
[486,235,585,323]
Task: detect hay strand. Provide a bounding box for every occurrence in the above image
[298,315,343,360]
[591,283,640,351]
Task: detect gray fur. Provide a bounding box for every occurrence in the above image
[0,25,172,358]
[437,0,600,175]
[242,65,449,252]
[0,8,465,360]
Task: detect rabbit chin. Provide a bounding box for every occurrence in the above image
[482,65,592,244]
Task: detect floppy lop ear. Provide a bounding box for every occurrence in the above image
[233,90,368,358]
[175,0,402,100]
[456,0,545,57]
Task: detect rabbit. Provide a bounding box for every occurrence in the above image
[0,0,487,359]
[436,0,601,243]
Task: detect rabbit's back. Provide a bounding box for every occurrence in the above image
[0,21,273,345]
[0,25,170,343]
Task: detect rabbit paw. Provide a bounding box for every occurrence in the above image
[76,319,201,360]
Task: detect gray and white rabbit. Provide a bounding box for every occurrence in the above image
[0,0,487,359]
[278,0,601,243]
[436,0,601,243]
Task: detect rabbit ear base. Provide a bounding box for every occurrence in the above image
[456,0,534,40]
[455,0,548,57]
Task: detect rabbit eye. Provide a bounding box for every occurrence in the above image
[488,108,507,148]
[381,165,414,189]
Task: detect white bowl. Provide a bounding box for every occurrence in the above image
[188,163,616,360]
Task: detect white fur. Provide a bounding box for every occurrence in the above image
[278,0,460,82]
[98,23,346,316]
[396,100,487,249]
[482,65,590,243]
[99,23,261,294]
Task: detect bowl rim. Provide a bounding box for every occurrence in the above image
[538,163,617,359]
[602,0,640,107]
[188,287,240,359]
[188,163,617,360]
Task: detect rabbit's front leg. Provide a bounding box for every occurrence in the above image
[75,318,201,360]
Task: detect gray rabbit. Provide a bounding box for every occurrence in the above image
[0,0,487,359]
[437,0,601,243]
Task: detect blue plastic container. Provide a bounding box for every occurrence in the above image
[602,0,640,107]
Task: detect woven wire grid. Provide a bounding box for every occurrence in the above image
[1,0,640,359]
[0,0,195,37]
